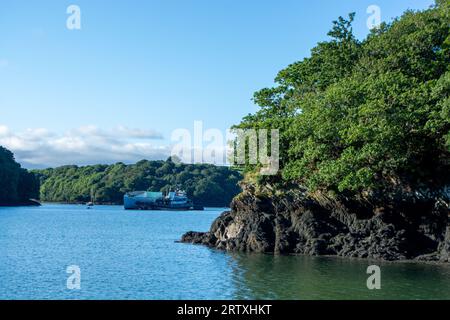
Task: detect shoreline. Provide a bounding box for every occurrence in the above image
[182,231,450,265]
[189,240,450,266]
[37,202,230,210]
[0,199,41,207]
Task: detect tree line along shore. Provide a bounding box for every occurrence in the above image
[0,146,242,208]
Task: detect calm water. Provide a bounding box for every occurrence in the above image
[0,204,449,300]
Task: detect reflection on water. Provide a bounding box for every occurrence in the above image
[0,204,449,300]
[228,253,450,300]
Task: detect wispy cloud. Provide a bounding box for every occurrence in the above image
[0,125,169,168]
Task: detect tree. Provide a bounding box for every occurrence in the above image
[234,3,450,198]
[0,146,39,204]
[34,159,242,207]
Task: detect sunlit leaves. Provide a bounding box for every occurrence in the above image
[236,3,450,195]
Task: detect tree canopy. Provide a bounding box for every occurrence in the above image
[234,1,450,198]
[0,146,39,204]
[33,158,241,207]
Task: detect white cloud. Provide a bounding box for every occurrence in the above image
[0,125,169,168]
[116,125,163,139]
[0,125,10,136]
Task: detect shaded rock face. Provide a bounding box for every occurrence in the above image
[438,226,450,263]
[181,191,450,262]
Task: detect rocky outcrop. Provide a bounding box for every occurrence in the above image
[181,189,450,262]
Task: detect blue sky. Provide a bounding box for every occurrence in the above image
[0,0,435,168]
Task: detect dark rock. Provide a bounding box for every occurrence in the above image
[180,190,450,262]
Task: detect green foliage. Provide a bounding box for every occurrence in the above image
[235,3,450,195]
[33,158,241,207]
[0,146,39,204]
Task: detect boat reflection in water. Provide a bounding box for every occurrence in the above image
[124,190,204,211]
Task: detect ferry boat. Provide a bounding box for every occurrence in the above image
[123,190,203,211]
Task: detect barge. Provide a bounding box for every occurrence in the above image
[124,190,204,211]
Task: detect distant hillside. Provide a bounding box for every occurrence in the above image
[0,146,39,205]
[33,158,242,207]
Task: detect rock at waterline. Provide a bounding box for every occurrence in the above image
[181,190,450,262]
